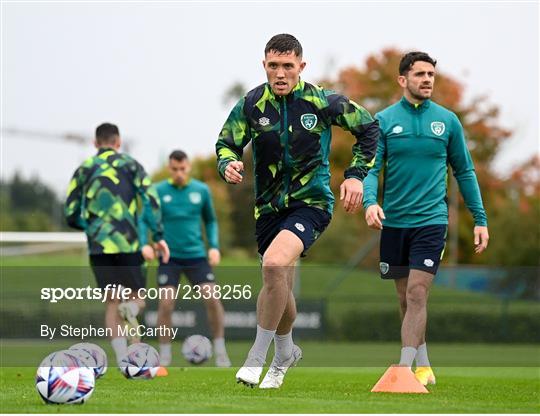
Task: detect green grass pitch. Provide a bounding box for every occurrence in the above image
[1,341,538,413]
[1,252,539,412]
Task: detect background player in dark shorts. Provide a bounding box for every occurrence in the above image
[140,150,230,368]
[65,123,169,365]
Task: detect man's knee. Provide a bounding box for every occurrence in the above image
[262,251,291,269]
[262,254,291,286]
[406,284,428,308]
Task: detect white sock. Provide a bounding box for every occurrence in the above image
[213,337,226,355]
[125,301,140,316]
[159,342,172,358]
[111,337,128,364]
[399,346,417,368]
[415,343,431,367]
[159,342,172,366]
[246,325,275,365]
[274,331,293,363]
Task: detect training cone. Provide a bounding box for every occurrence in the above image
[156,366,169,377]
[371,365,429,393]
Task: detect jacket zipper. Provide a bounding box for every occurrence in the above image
[280,97,290,208]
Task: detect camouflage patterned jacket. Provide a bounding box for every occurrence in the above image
[216,80,379,219]
[64,148,163,254]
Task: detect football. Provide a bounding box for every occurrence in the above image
[119,343,160,379]
[181,335,213,365]
[35,350,95,404]
[69,342,108,379]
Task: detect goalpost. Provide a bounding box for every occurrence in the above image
[0,232,86,256]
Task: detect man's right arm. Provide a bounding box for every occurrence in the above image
[215,97,251,181]
[64,166,86,230]
[362,121,386,210]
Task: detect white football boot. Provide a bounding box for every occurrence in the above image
[235,357,264,388]
[259,345,302,389]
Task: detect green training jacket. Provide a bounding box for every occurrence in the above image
[363,97,487,228]
[139,178,219,259]
[64,148,163,254]
[216,80,379,219]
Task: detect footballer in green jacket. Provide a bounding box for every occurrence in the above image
[216,34,379,389]
[363,52,489,387]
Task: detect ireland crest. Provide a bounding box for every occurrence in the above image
[300,113,317,130]
[431,121,445,136]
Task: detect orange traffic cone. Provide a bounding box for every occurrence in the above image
[371,365,429,393]
[156,366,169,377]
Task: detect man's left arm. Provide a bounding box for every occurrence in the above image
[201,186,220,266]
[328,93,379,212]
[133,162,169,262]
[64,166,87,230]
[448,114,489,253]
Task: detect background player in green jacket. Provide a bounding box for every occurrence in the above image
[363,52,490,386]
[65,122,170,365]
[216,34,379,388]
[140,150,231,368]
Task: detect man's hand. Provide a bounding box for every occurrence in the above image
[473,226,489,254]
[224,161,244,184]
[365,204,386,230]
[340,178,363,213]
[154,240,170,264]
[208,248,221,266]
[141,244,155,261]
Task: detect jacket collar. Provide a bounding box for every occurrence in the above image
[400,96,431,113]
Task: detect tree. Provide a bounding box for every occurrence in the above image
[1,172,64,231]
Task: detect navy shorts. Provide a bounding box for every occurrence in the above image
[255,206,332,257]
[157,257,215,287]
[89,253,146,290]
[379,225,447,279]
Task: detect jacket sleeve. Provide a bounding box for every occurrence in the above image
[64,166,87,230]
[327,93,379,181]
[362,116,387,209]
[137,199,152,246]
[132,163,164,241]
[448,114,488,226]
[201,186,219,249]
[215,97,251,180]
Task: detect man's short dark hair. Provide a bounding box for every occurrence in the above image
[399,52,437,75]
[95,123,120,145]
[169,150,188,162]
[264,34,303,57]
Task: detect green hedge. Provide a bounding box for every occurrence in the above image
[338,308,540,343]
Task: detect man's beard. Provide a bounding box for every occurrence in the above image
[408,85,431,101]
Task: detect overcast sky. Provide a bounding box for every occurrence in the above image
[1,1,538,195]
